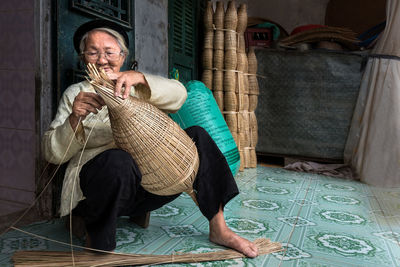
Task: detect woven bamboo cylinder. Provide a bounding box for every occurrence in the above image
[224,91,237,111]
[224,49,237,70]
[243,93,249,111]
[201,70,213,90]
[248,74,259,95]
[224,112,238,132]
[236,4,248,34]
[243,147,250,168]
[236,72,246,93]
[236,52,246,72]
[223,70,236,92]
[249,147,257,168]
[249,94,258,111]
[249,111,258,147]
[239,149,244,171]
[213,49,224,69]
[248,47,258,74]
[238,35,246,53]
[213,30,224,50]
[214,1,224,29]
[238,131,246,150]
[202,48,213,70]
[242,112,250,147]
[224,31,237,50]
[204,1,214,31]
[236,92,244,111]
[237,110,244,132]
[86,65,199,199]
[204,31,214,49]
[213,70,223,91]
[213,90,224,111]
[224,1,237,31]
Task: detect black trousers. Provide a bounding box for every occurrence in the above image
[73,126,239,251]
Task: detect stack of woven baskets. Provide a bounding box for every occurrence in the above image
[201,0,259,170]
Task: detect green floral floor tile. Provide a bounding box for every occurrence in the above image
[1,166,400,266]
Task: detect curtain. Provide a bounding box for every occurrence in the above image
[344,0,400,187]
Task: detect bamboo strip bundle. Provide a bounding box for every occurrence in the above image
[12,238,282,267]
[85,64,199,201]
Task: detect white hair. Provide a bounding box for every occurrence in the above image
[79,27,129,56]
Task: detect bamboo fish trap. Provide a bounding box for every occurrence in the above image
[12,238,282,267]
[85,64,199,202]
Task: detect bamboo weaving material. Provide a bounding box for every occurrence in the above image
[85,64,199,201]
[12,238,282,267]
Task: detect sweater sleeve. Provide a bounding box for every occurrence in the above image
[140,73,187,113]
[42,84,85,164]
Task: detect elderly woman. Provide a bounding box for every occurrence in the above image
[43,19,258,258]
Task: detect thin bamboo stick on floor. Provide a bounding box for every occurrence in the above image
[12,238,282,267]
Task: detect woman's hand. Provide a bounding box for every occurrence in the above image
[106,70,150,99]
[69,92,105,130]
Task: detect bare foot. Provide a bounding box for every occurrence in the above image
[209,208,258,258]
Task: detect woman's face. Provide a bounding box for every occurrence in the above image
[83,30,125,73]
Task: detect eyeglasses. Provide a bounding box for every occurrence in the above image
[82,51,123,61]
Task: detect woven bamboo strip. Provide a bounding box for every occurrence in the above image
[12,238,282,267]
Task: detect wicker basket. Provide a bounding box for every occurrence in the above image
[224,91,237,111]
[202,48,213,70]
[213,49,224,69]
[204,31,214,49]
[224,112,238,132]
[224,49,237,70]
[224,1,237,31]
[249,94,258,111]
[248,47,258,73]
[86,64,199,201]
[201,70,213,90]
[236,4,248,34]
[213,31,224,50]
[213,90,224,111]
[204,1,214,31]
[213,70,223,91]
[223,70,236,92]
[214,2,225,29]
[224,31,237,50]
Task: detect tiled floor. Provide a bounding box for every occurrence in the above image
[1,166,400,266]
